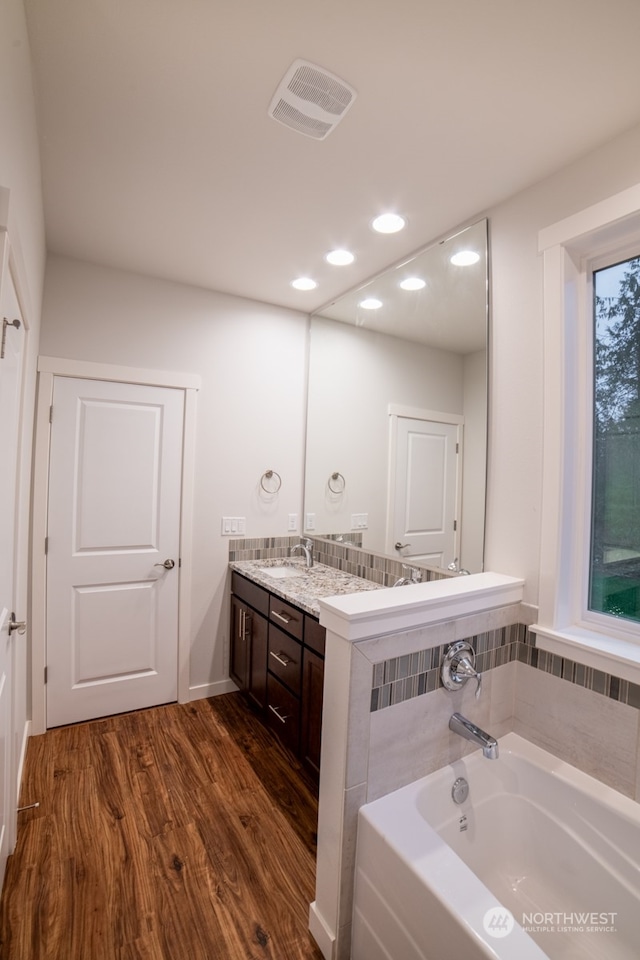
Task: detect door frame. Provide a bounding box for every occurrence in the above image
[385,403,463,560]
[0,203,33,854]
[31,356,201,735]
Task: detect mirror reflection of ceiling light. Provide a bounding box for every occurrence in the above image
[371,213,406,234]
[291,277,317,290]
[399,277,426,290]
[325,249,355,266]
[359,297,383,309]
[450,250,480,266]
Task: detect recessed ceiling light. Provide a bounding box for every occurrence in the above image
[359,297,383,310]
[399,277,426,291]
[371,213,406,234]
[450,250,480,266]
[291,277,317,290]
[325,249,355,266]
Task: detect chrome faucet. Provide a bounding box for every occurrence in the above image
[290,537,314,568]
[447,558,471,576]
[392,564,423,587]
[449,712,499,759]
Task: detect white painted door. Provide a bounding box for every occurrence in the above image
[391,416,460,566]
[46,377,184,727]
[0,238,25,878]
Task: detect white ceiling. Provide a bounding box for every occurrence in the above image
[24,0,640,314]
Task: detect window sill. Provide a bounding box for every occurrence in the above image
[532,623,640,685]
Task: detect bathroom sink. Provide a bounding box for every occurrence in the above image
[260,565,307,579]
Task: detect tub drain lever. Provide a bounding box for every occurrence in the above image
[441,641,482,698]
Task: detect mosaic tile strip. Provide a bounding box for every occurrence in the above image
[370,623,640,713]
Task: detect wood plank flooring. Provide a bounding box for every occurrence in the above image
[0,694,324,960]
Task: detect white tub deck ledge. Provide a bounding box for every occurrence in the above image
[318,571,525,642]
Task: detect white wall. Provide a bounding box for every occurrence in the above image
[0,0,45,798]
[485,121,640,604]
[39,257,308,694]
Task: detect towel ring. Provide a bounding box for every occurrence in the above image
[260,469,282,494]
[327,471,346,494]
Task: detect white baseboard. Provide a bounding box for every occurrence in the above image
[16,719,31,803]
[309,902,335,960]
[188,678,239,701]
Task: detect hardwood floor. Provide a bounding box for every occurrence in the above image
[0,694,324,960]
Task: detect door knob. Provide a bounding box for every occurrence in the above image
[394,541,410,550]
[8,612,26,636]
[154,559,175,570]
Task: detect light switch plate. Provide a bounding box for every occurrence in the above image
[288,513,298,532]
[306,513,316,530]
[221,516,246,536]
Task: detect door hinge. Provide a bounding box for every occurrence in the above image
[456,442,459,453]
[453,519,457,531]
[44,666,48,685]
[49,405,53,423]
[44,536,48,555]
[178,558,182,568]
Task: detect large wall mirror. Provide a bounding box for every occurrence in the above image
[304,218,488,574]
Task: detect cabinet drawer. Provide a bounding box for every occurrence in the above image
[231,572,269,616]
[304,615,326,656]
[268,598,303,641]
[268,625,302,695]
[267,674,300,754]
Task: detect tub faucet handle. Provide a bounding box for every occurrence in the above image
[456,656,482,698]
[441,641,482,698]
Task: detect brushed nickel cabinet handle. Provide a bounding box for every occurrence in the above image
[271,610,291,625]
[268,704,290,724]
[270,650,292,667]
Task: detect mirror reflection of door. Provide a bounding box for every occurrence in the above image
[388,412,462,567]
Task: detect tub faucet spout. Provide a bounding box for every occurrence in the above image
[449,712,499,759]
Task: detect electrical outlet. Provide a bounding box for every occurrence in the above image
[306,512,316,530]
[351,513,369,529]
[288,513,298,532]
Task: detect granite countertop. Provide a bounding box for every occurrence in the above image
[229,557,382,617]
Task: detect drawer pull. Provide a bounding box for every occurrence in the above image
[270,650,292,667]
[271,610,292,625]
[268,704,290,724]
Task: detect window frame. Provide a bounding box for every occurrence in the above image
[535,183,640,684]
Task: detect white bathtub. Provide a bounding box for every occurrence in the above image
[353,732,640,959]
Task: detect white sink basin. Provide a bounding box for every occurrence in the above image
[260,565,307,579]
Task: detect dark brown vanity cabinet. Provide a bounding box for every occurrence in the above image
[229,576,269,711]
[230,571,325,782]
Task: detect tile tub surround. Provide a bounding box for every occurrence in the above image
[228,557,381,617]
[309,577,640,960]
[228,534,451,587]
[372,622,640,712]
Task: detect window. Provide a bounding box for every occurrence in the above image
[590,256,640,626]
[535,184,640,682]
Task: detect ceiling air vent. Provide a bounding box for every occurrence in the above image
[268,59,357,140]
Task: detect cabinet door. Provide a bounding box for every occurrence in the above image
[247,608,268,711]
[230,595,248,690]
[301,648,324,781]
